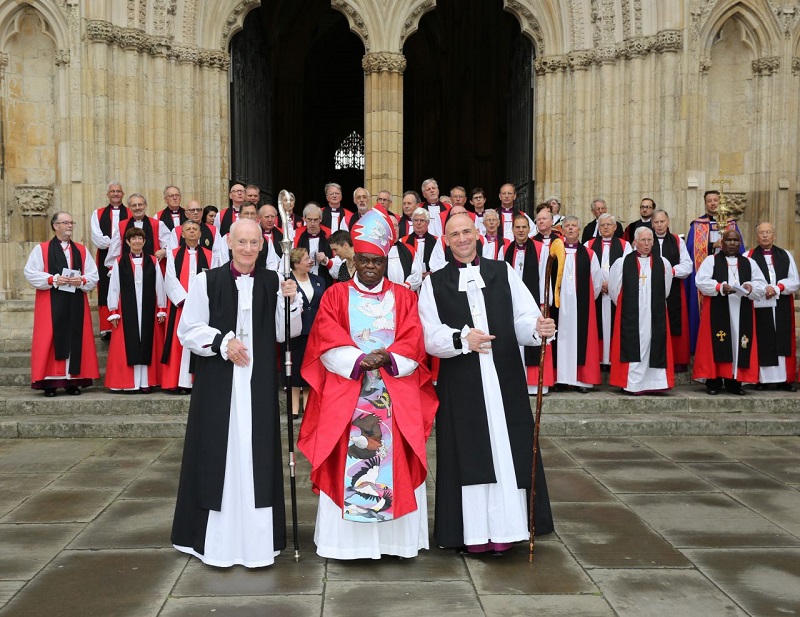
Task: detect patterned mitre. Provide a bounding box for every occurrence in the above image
[350,206,396,257]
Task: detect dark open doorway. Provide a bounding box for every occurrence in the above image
[403,0,535,212]
[229,2,365,209]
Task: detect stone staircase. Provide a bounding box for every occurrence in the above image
[1,339,799,438]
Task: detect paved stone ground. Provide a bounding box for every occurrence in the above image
[1,435,799,616]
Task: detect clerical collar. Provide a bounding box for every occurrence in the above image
[455,256,480,268]
[306,232,319,238]
[60,240,70,248]
[564,242,579,248]
[635,252,650,258]
[501,207,514,212]
[485,235,497,242]
[415,234,426,240]
[761,248,773,255]
[131,253,143,258]
[230,263,254,278]
[515,242,527,250]
[656,234,666,239]
[602,238,612,243]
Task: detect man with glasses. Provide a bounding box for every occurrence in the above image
[624,198,656,243]
[91,181,129,339]
[401,207,437,277]
[256,203,284,272]
[321,182,352,232]
[376,190,393,210]
[217,183,247,236]
[25,212,100,397]
[105,193,164,270]
[295,202,335,286]
[155,186,187,242]
[167,199,222,254]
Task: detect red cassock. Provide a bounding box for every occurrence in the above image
[298,279,438,519]
[692,294,760,383]
[104,255,164,390]
[31,242,100,385]
[160,246,213,390]
[670,281,691,365]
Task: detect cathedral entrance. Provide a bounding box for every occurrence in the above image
[229,2,365,207]
[403,0,535,211]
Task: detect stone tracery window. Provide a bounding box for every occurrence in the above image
[334,131,364,170]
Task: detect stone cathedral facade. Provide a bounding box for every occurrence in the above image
[0,0,799,343]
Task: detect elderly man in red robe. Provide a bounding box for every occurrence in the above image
[299,207,437,560]
[25,211,100,396]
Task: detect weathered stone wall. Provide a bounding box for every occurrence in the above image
[0,0,799,345]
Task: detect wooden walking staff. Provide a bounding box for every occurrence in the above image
[278,189,301,561]
[529,237,565,563]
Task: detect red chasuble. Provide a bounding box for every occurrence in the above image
[31,241,100,385]
[298,278,437,519]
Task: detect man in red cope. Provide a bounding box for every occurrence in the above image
[161,220,214,393]
[692,229,766,395]
[105,227,167,393]
[299,207,437,559]
[24,212,100,397]
[90,181,130,339]
[608,227,674,394]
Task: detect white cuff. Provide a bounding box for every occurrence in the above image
[219,331,235,360]
[459,324,472,355]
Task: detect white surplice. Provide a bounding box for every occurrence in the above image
[587,238,632,364]
[556,248,602,388]
[695,255,767,381]
[419,263,545,545]
[164,248,203,388]
[608,255,674,392]
[175,271,302,567]
[387,244,423,291]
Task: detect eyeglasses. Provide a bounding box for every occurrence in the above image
[186,208,202,213]
[55,221,75,225]
[230,189,245,194]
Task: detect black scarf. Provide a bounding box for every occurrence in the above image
[504,239,544,368]
[321,207,348,232]
[255,227,284,269]
[398,215,412,238]
[404,232,436,271]
[97,205,129,306]
[750,246,793,365]
[619,253,667,367]
[590,237,624,340]
[180,223,216,251]
[570,245,592,366]
[652,232,682,335]
[121,218,156,257]
[119,255,157,365]
[395,241,414,279]
[297,229,333,285]
[47,238,85,374]
[709,254,753,367]
[162,247,211,362]
[218,207,239,237]
[159,207,186,231]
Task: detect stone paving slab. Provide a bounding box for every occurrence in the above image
[1,436,799,615]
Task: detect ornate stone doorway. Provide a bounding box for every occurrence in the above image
[403,0,535,211]
[229,2,364,207]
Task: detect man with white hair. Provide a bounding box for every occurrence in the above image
[155,185,187,247]
[480,209,510,260]
[401,207,437,276]
[581,198,624,242]
[294,202,335,285]
[321,182,352,232]
[420,178,450,238]
[584,213,631,368]
[608,227,674,394]
[349,187,372,228]
[545,195,564,228]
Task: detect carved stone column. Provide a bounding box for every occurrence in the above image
[362,52,406,208]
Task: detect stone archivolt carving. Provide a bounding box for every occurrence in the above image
[0,51,9,71]
[793,57,800,74]
[505,0,545,55]
[768,1,800,36]
[690,0,717,40]
[752,56,781,76]
[362,52,406,75]
[331,0,371,51]
[13,185,54,217]
[221,1,260,50]
[399,0,434,50]
[86,20,229,70]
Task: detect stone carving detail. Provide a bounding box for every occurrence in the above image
[595,45,616,64]
[221,1,260,50]
[752,56,781,76]
[86,20,229,69]
[699,56,712,74]
[13,185,54,217]
[654,30,683,53]
[0,52,9,71]
[795,193,800,222]
[634,0,643,36]
[793,57,800,75]
[127,0,136,27]
[725,192,747,213]
[139,0,147,32]
[399,0,434,50]
[690,0,718,40]
[362,52,407,74]
[769,2,800,36]
[534,54,569,75]
[622,37,650,59]
[331,0,371,51]
[506,1,545,54]
[570,50,596,69]
[571,0,586,49]
[55,49,70,66]
[183,0,197,42]
[622,0,631,38]
[590,0,617,47]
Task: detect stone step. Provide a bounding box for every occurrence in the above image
[0,411,797,439]
[0,349,108,369]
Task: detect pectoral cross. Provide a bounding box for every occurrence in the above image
[715,330,727,342]
[639,272,647,285]
[238,325,248,340]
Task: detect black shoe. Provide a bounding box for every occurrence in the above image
[65,386,81,396]
[576,387,590,394]
[727,387,746,396]
[43,389,56,398]
[754,383,768,391]
[553,383,568,392]
[100,332,111,341]
[139,387,152,394]
[706,387,719,396]
[777,382,797,392]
